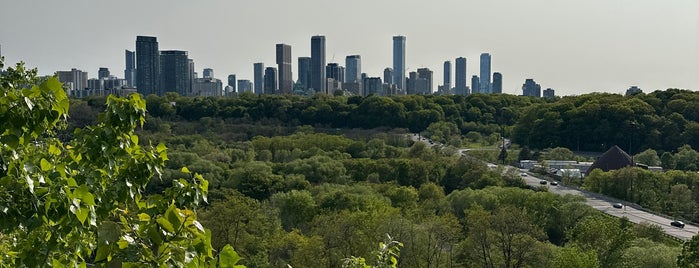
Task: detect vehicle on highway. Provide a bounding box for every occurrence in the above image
[671,220,685,228]
[550,181,558,186]
[520,173,527,177]
[613,203,623,209]
[539,180,548,185]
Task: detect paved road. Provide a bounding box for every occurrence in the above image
[408,134,698,241]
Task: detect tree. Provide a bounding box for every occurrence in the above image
[634,149,660,166]
[677,234,699,268]
[0,61,217,266]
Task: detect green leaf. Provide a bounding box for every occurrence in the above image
[181,167,190,174]
[156,217,175,234]
[97,221,121,244]
[94,245,110,263]
[138,213,151,222]
[218,244,244,268]
[40,158,52,171]
[156,143,167,153]
[48,143,61,155]
[75,206,88,225]
[73,184,95,206]
[1,134,19,150]
[165,205,183,231]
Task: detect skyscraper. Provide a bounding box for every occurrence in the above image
[345,55,361,83]
[160,50,191,96]
[443,60,451,91]
[383,68,393,86]
[326,63,343,82]
[203,68,214,79]
[492,72,502,94]
[98,68,110,79]
[276,43,292,94]
[522,79,541,97]
[253,63,264,95]
[416,68,433,94]
[392,36,406,91]
[543,88,555,99]
[310,35,326,93]
[479,53,491,94]
[471,75,480,94]
[237,80,252,93]
[227,74,236,91]
[124,50,136,87]
[263,67,278,94]
[455,57,468,95]
[297,57,311,90]
[136,36,160,95]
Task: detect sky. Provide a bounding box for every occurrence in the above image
[1,0,697,96]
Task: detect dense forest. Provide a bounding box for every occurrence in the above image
[4,57,699,267]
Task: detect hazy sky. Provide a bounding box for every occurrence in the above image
[1,0,697,96]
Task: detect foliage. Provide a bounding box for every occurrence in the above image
[678,234,699,268]
[0,61,217,266]
[342,234,403,268]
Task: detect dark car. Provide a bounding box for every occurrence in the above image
[550,181,559,186]
[671,221,685,228]
[539,180,548,185]
[613,203,623,209]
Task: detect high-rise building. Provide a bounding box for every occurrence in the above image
[193,77,222,97]
[626,86,642,96]
[416,68,433,94]
[98,67,110,80]
[479,53,491,94]
[492,72,502,94]
[237,80,252,93]
[392,36,406,91]
[276,43,292,94]
[345,55,361,83]
[136,36,160,95]
[264,67,278,94]
[471,75,480,94]
[297,57,311,90]
[522,79,541,97]
[56,68,88,94]
[124,50,136,87]
[310,35,326,93]
[363,77,383,96]
[253,63,264,95]
[160,50,191,96]
[188,59,195,93]
[455,57,468,95]
[383,68,393,86]
[203,68,214,79]
[443,60,451,91]
[543,88,555,99]
[326,63,344,82]
[227,74,236,92]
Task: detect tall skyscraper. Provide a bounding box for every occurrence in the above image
[263,67,278,94]
[383,68,393,86]
[492,72,502,94]
[237,80,252,93]
[188,59,195,94]
[479,53,491,94]
[98,68,110,79]
[443,60,451,91]
[310,35,326,93]
[276,43,292,94]
[392,36,406,91]
[416,68,433,94]
[471,75,480,94]
[326,63,343,82]
[522,79,541,97]
[160,50,191,96]
[124,50,136,87]
[345,55,361,83]
[253,63,264,95]
[297,57,311,90]
[136,36,160,95]
[455,57,468,95]
[203,68,214,79]
[227,74,236,92]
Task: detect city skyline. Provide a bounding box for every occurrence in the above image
[0,1,697,96]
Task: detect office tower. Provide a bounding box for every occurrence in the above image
[237,80,252,93]
[626,86,642,96]
[193,77,223,97]
[124,50,136,87]
[98,67,110,80]
[479,53,491,94]
[264,67,278,94]
[227,74,236,92]
[253,63,264,95]
[443,60,451,91]
[455,57,468,95]
[345,55,361,83]
[492,72,502,94]
[136,36,160,95]
[310,35,326,93]
[543,88,555,99]
[297,57,311,90]
[392,36,406,91]
[471,75,480,94]
[160,50,191,96]
[363,77,383,96]
[383,68,393,85]
[188,59,195,94]
[203,68,214,79]
[522,79,541,97]
[276,43,292,94]
[326,63,344,82]
[416,68,433,94]
[56,68,88,93]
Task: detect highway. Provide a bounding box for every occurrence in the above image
[409,134,698,241]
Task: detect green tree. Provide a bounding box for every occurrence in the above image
[634,149,661,166]
[552,246,599,268]
[677,234,699,268]
[0,61,216,266]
